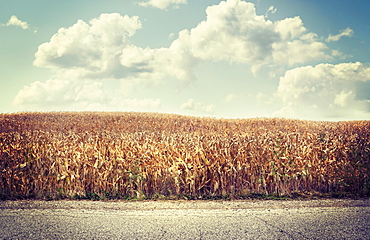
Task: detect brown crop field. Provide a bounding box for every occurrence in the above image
[0,112,369,200]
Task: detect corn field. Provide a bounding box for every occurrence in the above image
[1,112,369,200]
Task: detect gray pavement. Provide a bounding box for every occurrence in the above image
[1,199,369,239]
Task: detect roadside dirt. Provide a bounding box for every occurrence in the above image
[1,198,370,211]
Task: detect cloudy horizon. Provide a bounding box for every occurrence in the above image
[1,0,369,120]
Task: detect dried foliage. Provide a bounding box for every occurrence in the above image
[1,112,369,199]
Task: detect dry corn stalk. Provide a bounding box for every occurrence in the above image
[0,112,369,199]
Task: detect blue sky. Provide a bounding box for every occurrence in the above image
[1,0,369,120]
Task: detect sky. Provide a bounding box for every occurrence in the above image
[1,0,370,120]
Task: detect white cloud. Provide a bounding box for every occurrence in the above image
[13,78,161,112]
[181,99,215,114]
[272,17,331,66]
[119,45,155,69]
[75,82,108,103]
[171,0,332,73]
[172,0,279,65]
[168,33,175,40]
[138,0,187,10]
[34,13,142,76]
[274,17,306,40]
[272,38,330,67]
[32,2,336,85]
[15,12,197,111]
[224,94,244,102]
[3,15,29,29]
[34,13,195,84]
[334,90,355,107]
[13,79,75,106]
[13,79,111,107]
[1,15,38,32]
[276,62,370,119]
[326,27,354,42]
[265,5,277,17]
[14,2,353,114]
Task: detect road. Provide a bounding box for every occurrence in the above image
[1,199,369,239]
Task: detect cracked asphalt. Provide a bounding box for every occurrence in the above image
[1,199,369,239]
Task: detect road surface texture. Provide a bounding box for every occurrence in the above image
[1,199,369,239]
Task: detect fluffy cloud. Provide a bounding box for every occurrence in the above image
[15,1,352,114]
[276,62,370,119]
[32,2,336,84]
[265,5,277,17]
[326,27,354,42]
[34,14,142,77]
[138,0,187,9]
[13,79,76,106]
[172,0,279,65]
[15,12,196,111]
[34,13,195,83]
[272,17,331,66]
[13,79,112,107]
[224,94,244,102]
[3,15,29,29]
[171,0,332,72]
[13,78,161,111]
[181,99,215,114]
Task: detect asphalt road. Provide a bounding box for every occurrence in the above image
[1,199,369,239]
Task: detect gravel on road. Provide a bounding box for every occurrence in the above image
[1,199,369,240]
[1,198,370,211]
